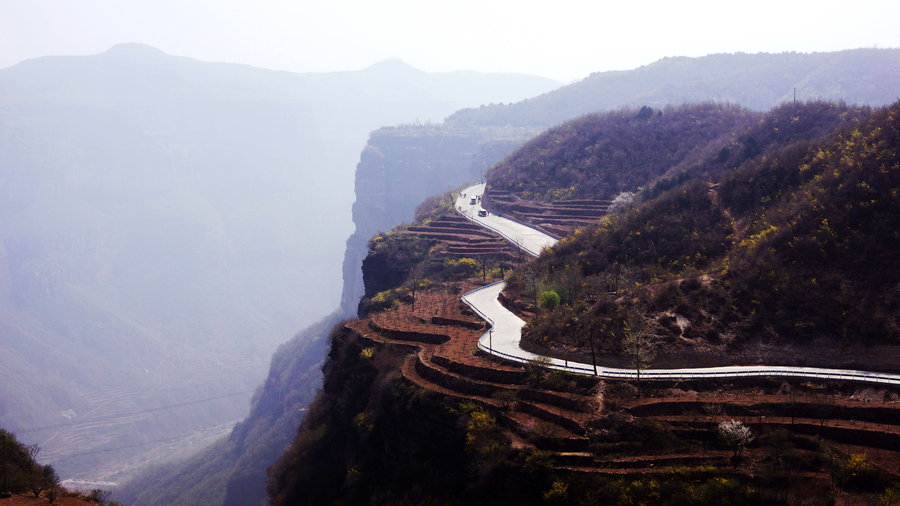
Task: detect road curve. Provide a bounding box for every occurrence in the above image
[455,184,900,385]
[455,183,557,257]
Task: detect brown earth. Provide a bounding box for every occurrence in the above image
[347,285,900,487]
[484,188,610,237]
[0,491,95,505]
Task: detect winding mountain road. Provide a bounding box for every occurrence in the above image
[456,183,556,257]
[455,183,900,385]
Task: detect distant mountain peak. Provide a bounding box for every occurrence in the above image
[101,43,169,58]
[363,58,423,74]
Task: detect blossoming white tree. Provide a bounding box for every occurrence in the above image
[717,419,754,459]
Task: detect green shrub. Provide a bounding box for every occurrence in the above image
[444,257,481,279]
[537,290,560,311]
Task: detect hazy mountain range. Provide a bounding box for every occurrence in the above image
[338,48,900,318]
[4,42,899,505]
[117,47,900,506]
[446,48,900,127]
[0,43,559,482]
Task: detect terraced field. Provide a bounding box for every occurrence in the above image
[402,214,522,262]
[349,287,900,488]
[346,289,597,459]
[484,189,610,237]
[356,178,900,501]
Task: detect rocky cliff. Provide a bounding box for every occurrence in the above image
[340,49,900,316]
[339,125,540,314]
[268,101,900,506]
[120,48,900,505]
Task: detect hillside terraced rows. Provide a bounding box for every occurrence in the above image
[401,214,521,262]
[485,189,611,237]
[345,288,900,483]
[346,290,593,451]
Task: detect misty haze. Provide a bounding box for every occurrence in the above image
[0,44,557,483]
[2,2,900,505]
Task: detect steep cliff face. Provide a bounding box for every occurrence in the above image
[340,49,900,316]
[339,125,539,314]
[96,53,556,505]
[124,49,900,505]
[268,101,900,506]
[1,44,560,486]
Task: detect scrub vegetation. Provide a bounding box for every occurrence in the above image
[508,102,899,373]
[268,101,900,505]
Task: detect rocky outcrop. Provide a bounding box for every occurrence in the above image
[339,125,540,315]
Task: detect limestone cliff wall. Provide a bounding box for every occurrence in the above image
[339,125,539,315]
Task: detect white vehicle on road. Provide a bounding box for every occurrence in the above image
[455,183,556,257]
[455,183,900,385]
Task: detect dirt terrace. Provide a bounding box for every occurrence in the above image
[484,189,610,237]
[346,285,900,484]
[346,287,598,454]
[0,491,95,505]
[401,215,521,263]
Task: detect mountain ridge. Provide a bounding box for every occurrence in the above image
[0,43,559,490]
[267,100,900,505]
[446,48,900,127]
[119,48,900,505]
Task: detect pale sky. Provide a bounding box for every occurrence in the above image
[3,0,899,82]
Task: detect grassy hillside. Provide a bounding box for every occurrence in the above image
[485,103,754,201]
[266,101,900,505]
[486,101,873,203]
[507,101,899,368]
[0,429,101,503]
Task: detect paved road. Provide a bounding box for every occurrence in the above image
[455,183,557,257]
[456,185,900,385]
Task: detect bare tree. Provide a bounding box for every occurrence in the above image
[609,261,624,293]
[587,329,598,376]
[1,431,9,496]
[518,263,541,307]
[512,235,531,262]
[488,246,507,280]
[623,322,655,395]
[559,265,582,301]
[26,444,42,498]
[43,465,59,504]
[408,261,427,311]
[89,489,112,504]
